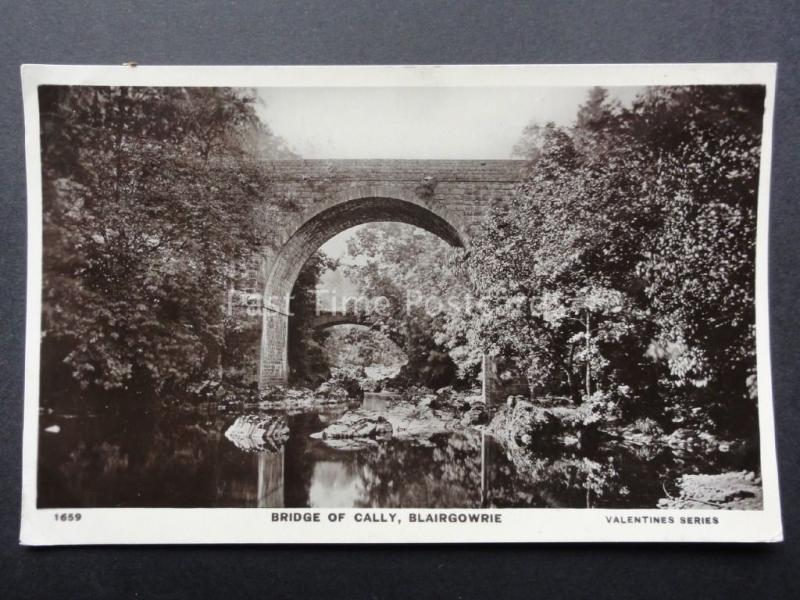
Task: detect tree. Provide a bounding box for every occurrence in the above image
[39,86,291,397]
[461,85,764,436]
[341,223,472,389]
[323,326,406,370]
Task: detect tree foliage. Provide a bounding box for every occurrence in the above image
[342,223,472,389]
[461,85,765,435]
[324,325,406,370]
[39,86,292,395]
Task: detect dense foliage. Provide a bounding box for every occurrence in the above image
[323,326,406,370]
[287,252,338,386]
[459,86,765,437]
[40,83,765,443]
[341,223,473,389]
[39,86,292,397]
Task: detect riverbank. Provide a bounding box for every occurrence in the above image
[189,375,763,510]
[657,471,763,510]
[188,371,364,415]
[482,398,762,510]
[37,376,764,511]
[310,392,484,444]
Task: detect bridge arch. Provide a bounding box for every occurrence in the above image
[259,195,464,387]
[316,322,408,374]
[265,195,465,312]
[310,310,368,331]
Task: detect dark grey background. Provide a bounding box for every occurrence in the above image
[1,1,798,598]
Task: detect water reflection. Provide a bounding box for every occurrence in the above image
[308,462,364,507]
[257,451,284,508]
[361,393,394,412]
[37,393,747,509]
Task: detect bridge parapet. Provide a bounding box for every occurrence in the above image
[259,159,525,253]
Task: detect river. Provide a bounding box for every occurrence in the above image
[36,392,751,509]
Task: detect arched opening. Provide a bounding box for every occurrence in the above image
[259,196,464,387]
[319,323,408,386]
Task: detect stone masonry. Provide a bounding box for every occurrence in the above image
[256,159,527,403]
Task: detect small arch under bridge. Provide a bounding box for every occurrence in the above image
[310,308,371,331]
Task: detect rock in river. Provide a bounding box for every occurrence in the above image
[487,400,561,447]
[460,405,488,427]
[225,414,290,452]
[657,471,763,510]
[311,410,393,440]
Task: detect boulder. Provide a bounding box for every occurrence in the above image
[224,414,290,452]
[487,400,563,448]
[514,403,561,441]
[315,371,364,400]
[259,384,287,403]
[318,438,381,451]
[658,471,763,510]
[226,414,289,440]
[460,406,488,427]
[435,386,454,402]
[664,427,723,453]
[418,394,441,410]
[314,381,348,400]
[311,410,393,440]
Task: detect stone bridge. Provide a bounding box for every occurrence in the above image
[256,159,527,403]
[309,308,370,331]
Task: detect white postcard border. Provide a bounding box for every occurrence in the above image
[19,63,782,544]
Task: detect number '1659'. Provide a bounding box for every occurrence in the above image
[54,513,81,522]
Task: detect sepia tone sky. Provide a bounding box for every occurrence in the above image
[255,86,642,160]
[254,86,643,273]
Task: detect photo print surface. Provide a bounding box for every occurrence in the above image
[20,65,782,544]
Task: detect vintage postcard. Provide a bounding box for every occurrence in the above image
[20,64,782,544]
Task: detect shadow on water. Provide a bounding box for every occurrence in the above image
[37,392,750,509]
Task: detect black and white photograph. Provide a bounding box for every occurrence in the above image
[20,64,781,544]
